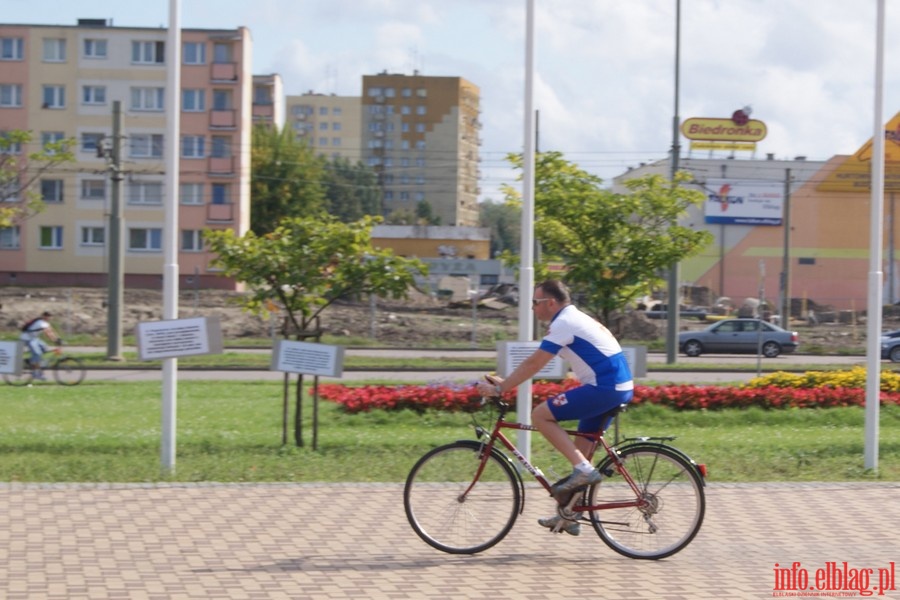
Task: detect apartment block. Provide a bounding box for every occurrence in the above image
[362,72,481,227]
[253,74,284,128]
[286,92,362,163]
[0,19,253,289]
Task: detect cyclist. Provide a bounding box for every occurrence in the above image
[477,280,634,536]
[19,311,61,380]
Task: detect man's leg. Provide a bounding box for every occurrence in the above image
[532,402,587,467]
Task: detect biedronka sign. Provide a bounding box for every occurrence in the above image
[818,110,900,193]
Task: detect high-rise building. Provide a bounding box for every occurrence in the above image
[0,19,253,289]
[361,72,481,227]
[286,92,362,162]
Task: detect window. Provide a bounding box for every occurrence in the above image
[210,136,231,158]
[43,38,66,62]
[332,122,342,131]
[131,87,164,111]
[318,137,328,146]
[332,137,341,146]
[402,88,412,98]
[181,135,205,158]
[83,39,107,58]
[415,157,426,167]
[128,181,163,205]
[182,89,206,112]
[0,226,20,249]
[384,87,395,98]
[80,132,103,154]
[212,42,232,63]
[333,106,342,116]
[414,191,425,201]
[42,85,66,109]
[128,227,162,251]
[183,42,206,64]
[401,123,410,133]
[39,226,63,249]
[180,183,204,205]
[82,85,106,105]
[416,105,426,115]
[415,123,426,133]
[41,179,64,203]
[41,132,65,152]
[1,37,24,60]
[367,87,383,97]
[319,122,328,131]
[0,176,18,201]
[129,134,163,158]
[181,229,203,252]
[0,132,22,155]
[81,179,106,200]
[416,88,427,98]
[254,85,272,105]
[415,140,426,150]
[401,105,411,115]
[212,89,232,110]
[211,183,229,205]
[80,226,105,246]
[132,40,164,64]
[401,140,410,150]
[0,84,23,107]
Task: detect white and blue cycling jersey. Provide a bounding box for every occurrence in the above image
[539,304,634,391]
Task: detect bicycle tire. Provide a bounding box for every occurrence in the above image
[3,357,34,386]
[588,444,705,560]
[404,441,521,554]
[53,356,86,386]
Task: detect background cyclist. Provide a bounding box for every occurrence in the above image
[19,311,61,379]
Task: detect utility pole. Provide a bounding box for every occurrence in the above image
[105,100,125,360]
[779,168,792,326]
[666,0,682,364]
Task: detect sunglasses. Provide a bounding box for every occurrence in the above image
[531,298,550,306]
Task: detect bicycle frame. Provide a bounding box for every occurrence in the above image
[468,411,649,514]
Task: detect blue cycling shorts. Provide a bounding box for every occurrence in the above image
[544,384,634,433]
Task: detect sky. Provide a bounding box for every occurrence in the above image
[5,0,899,200]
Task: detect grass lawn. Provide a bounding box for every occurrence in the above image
[2,379,899,483]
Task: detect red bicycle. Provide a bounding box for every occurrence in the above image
[404,397,706,559]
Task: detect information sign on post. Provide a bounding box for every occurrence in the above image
[135,317,223,361]
[496,341,566,379]
[272,340,345,377]
[0,341,23,375]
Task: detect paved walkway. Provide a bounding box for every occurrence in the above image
[2,482,898,599]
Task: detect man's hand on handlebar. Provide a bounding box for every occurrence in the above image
[476,374,504,397]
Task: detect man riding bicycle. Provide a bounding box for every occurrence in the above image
[19,311,61,379]
[476,280,634,536]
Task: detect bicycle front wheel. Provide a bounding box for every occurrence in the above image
[53,356,86,386]
[589,444,705,560]
[404,441,521,554]
[3,358,34,386]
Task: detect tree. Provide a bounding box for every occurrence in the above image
[504,151,712,323]
[204,215,427,447]
[478,197,520,258]
[322,157,383,222]
[0,131,75,227]
[250,125,327,235]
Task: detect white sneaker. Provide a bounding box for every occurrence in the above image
[538,514,581,536]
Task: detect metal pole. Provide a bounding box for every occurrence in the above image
[106,101,124,360]
[665,0,682,364]
[160,0,182,475]
[518,0,537,459]
[864,0,886,471]
[780,169,792,325]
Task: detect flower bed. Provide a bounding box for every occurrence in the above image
[317,367,900,414]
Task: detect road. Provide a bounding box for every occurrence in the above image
[67,347,876,385]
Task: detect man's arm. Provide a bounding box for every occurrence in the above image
[478,348,554,396]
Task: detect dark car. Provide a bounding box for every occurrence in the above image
[881,330,900,362]
[678,318,799,358]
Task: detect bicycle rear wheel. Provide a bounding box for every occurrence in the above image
[404,441,521,554]
[589,444,705,560]
[3,358,34,386]
[53,356,86,386]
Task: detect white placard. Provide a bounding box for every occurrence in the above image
[272,340,345,377]
[135,317,223,360]
[621,345,648,378]
[496,341,566,379]
[0,341,23,375]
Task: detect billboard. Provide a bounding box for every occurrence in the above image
[703,179,783,226]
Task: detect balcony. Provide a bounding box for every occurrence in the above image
[207,203,234,222]
[208,156,235,175]
[211,62,238,81]
[210,109,236,129]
